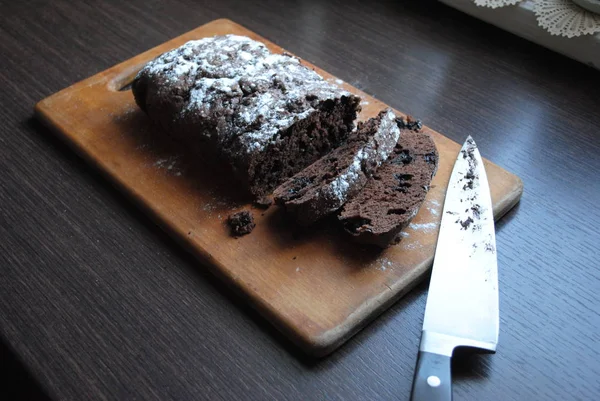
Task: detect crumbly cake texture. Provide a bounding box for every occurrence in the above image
[273,109,400,226]
[132,34,361,198]
[339,129,439,248]
[227,210,256,237]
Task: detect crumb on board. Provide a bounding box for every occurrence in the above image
[254,195,273,209]
[227,210,256,237]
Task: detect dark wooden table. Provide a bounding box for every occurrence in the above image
[1,0,599,400]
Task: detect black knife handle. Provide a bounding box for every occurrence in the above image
[410,351,452,401]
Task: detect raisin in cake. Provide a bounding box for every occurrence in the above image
[132,35,360,198]
[339,128,439,247]
[273,109,400,225]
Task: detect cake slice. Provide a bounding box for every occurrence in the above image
[273,109,400,225]
[338,129,439,247]
[132,34,360,198]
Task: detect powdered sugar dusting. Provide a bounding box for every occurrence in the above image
[329,149,364,201]
[409,222,438,231]
[402,240,423,250]
[138,35,349,154]
[326,110,400,203]
[154,156,183,176]
[366,109,400,162]
[428,198,441,216]
[376,257,394,271]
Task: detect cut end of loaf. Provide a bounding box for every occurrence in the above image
[273,109,400,225]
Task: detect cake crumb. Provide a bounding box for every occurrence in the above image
[459,217,474,230]
[227,210,256,237]
[396,116,423,132]
[254,195,273,209]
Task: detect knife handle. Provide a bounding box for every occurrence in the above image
[410,351,452,401]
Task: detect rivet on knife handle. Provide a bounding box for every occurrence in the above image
[410,350,452,401]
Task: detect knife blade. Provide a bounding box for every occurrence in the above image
[410,136,499,401]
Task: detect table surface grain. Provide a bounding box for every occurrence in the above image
[1,1,599,400]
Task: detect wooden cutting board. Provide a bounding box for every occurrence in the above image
[35,18,523,357]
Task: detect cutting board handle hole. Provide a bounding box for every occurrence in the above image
[118,81,133,92]
[109,64,144,92]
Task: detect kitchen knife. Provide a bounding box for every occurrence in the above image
[410,136,499,401]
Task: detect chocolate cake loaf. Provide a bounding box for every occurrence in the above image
[338,129,439,248]
[273,109,400,226]
[132,35,361,198]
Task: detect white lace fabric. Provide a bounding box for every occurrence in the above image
[474,0,521,8]
[534,0,600,37]
[473,0,600,37]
